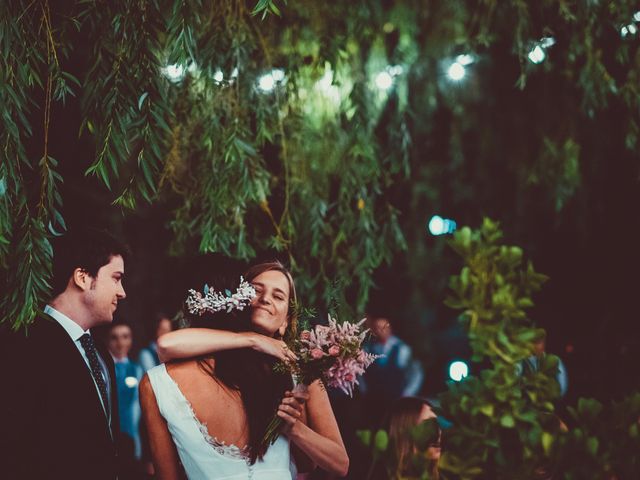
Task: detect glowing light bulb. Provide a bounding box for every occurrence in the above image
[375,71,393,90]
[540,37,556,48]
[257,69,285,92]
[271,68,285,82]
[447,62,466,81]
[213,69,224,83]
[527,45,546,64]
[258,73,275,92]
[161,64,186,82]
[456,54,474,66]
[429,215,445,235]
[449,361,469,382]
[428,215,457,235]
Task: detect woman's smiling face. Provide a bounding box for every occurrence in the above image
[249,270,290,337]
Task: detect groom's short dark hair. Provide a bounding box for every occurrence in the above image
[50,228,130,299]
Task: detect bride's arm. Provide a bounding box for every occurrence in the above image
[139,375,182,480]
[157,328,297,362]
[280,380,349,476]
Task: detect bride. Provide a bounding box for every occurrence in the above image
[140,261,349,479]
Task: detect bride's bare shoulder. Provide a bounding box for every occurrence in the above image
[165,358,217,385]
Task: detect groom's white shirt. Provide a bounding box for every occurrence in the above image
[44,305,112,424]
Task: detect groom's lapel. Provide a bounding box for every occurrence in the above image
[37,311,114,436]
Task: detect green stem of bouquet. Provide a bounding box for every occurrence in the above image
[262,415,284,448]
[260,382,310,449]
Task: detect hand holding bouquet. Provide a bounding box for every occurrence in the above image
[262,316,379,447]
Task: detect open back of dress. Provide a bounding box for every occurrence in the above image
[147,364,295,480]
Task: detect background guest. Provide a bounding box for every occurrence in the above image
[368,397,443,480]
[138,312,173,374]
[108,321,144,462]
[360,315,424,426]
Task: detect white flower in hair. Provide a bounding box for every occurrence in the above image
[185,276,256,315]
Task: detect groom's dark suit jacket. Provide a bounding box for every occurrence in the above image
[0,312,120,480]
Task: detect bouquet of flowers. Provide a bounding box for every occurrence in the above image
[262,316,379,447]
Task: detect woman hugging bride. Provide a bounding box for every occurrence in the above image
[140,260,349,479]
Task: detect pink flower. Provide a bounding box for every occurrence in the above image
[300,330,311,341]
[328,345,340,356]
[311,348,324,359]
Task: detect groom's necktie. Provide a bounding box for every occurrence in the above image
[79,333,110,416]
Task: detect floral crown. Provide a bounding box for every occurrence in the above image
[185,276,256,316]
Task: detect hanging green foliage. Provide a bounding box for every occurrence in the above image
[1,0,639,329]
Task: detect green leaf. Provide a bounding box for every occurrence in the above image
[374,429,388,452]
[356,429,372,447]
[541,432,553,455]
[500,414,515,428]
[138,92,149,110]
[586,437,598,455]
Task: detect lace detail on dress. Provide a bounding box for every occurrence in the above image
[164,366,250,460]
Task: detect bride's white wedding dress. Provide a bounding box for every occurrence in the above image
[147,364,296,480]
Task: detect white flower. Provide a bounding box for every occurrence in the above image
[185,277,256,316]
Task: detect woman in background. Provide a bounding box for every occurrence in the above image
[368,396,442,480]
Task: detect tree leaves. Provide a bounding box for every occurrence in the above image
[2,0,640,341]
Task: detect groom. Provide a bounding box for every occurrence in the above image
[0,229,129,479]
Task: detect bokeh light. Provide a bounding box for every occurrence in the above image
[527,45,546,64]
[449,360,469,382]
[125,376,139,388]
[161,64,186,82]
[447,62,466,81]
[428,215,457,235]
[375,71,394,90]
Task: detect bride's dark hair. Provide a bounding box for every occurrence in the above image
[184,261,294,463]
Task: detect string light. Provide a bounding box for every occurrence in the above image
[621,24,638,37]
[375,71,393,90]
[374,65,404,91]
[449,360,469,382]
[456,54,474,66]
[428,215,457,235]
[271,68,285,81]
[258,74,275,92]
[527,37,555,64]
[161,64,186,82]
[447,62,466,81]
[528,46,546,64]
[258,68,286,92]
